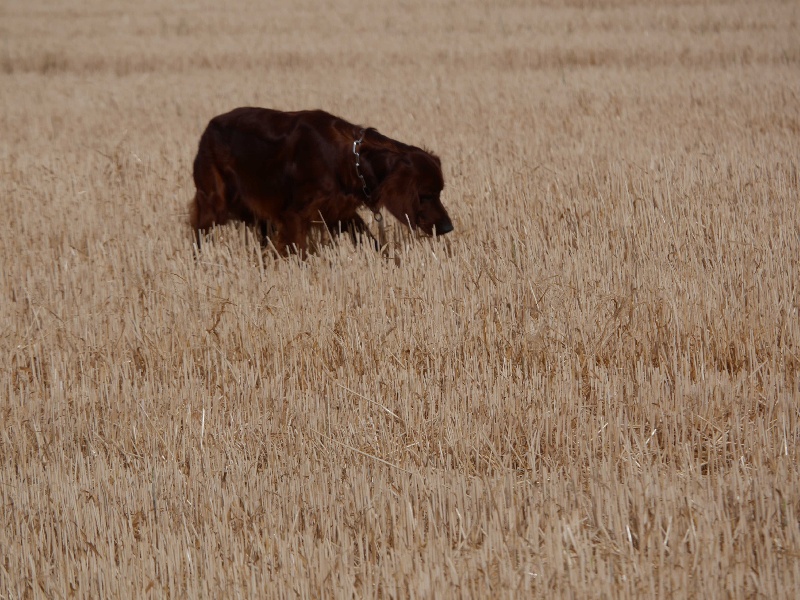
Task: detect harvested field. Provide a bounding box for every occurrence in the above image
[1,0,799,597]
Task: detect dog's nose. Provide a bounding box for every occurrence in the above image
[436,220,454,235]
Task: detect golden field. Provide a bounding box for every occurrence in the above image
[1,0,799,597]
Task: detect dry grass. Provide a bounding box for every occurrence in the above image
[1,0,799,597]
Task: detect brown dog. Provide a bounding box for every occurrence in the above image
[190,107,453,255]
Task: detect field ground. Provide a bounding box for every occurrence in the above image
[1,0,799,597]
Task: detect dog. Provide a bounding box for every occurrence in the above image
[190,107,453,255]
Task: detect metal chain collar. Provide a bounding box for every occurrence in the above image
[353,129,386,249]
[353,130,381,219]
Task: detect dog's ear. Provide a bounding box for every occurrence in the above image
[373,157,418,228]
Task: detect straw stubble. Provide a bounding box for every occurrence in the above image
[1,0,798,597]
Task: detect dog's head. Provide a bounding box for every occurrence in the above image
[375,149,453,236]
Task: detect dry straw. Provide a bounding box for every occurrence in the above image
[1,0,799,597]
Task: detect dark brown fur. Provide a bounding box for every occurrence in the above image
[190,107,453,255]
